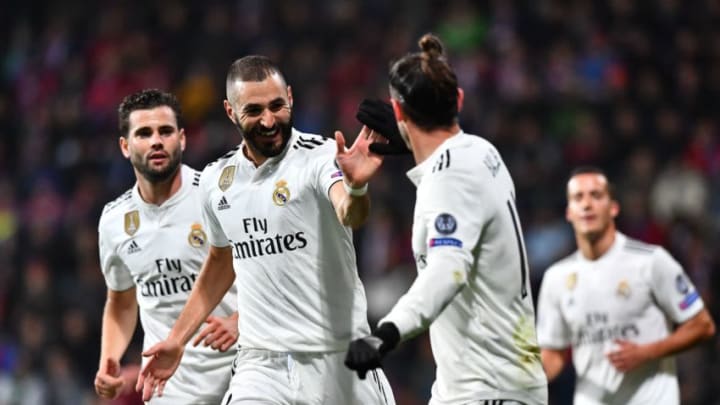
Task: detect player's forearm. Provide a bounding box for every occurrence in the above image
[541,348,567,382]
[100,293,138,365]
[645,309,715,360]
[380,253,467,339]
[336,192,370,229]
[168,247,236,345]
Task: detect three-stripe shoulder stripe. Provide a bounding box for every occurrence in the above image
[293,135,327,150]
[103,189,133,214]
[206,146,241,168]
[191,170,201,186]
[432,149,451,173]
[624,239,655,254]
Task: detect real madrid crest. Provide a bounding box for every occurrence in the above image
[566,272,577,290]
[218,165,236,192]
[272,179,291,206]
[188,223,207,247]
[124,210,140,236]
[617,279,631,298]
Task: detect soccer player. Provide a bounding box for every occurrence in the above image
[536,166,715,404]
[136,56,395,404]
[95,89,238,404]
[344,33,548,404]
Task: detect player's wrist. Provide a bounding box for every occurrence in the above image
[373,322,400,355]
[343,180,368,196]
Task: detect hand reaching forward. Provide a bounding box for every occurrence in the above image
[136,339,184,401]
[334,126,384,188]
[192,312,239,352]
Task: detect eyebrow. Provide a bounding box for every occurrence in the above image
[241,97,286,112]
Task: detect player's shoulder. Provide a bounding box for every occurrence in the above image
[543,252,580,281]
[288,129,334,156]
[620,234,659,256]
[200,145,242,184]
[425,133,502,185]
[185,165,202,188]
[99,187,136,229]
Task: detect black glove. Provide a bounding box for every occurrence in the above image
[344,322,401,379]
[356,98,411,155]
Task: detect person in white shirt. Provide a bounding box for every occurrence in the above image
[345,33,548,405]
[536,166,716,405]
[135,56,395,404]
[94,89,238,404]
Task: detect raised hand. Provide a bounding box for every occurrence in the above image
[334,126,384,188]
[356,98,411,155]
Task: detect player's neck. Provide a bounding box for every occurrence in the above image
[242,144,267,167]
[411,123,461,165]
[577,226,616,261]
[135,167,183,206]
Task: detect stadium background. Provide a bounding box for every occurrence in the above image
[1,0,719,403]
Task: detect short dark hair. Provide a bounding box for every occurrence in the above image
[568,166,616,199]
[226,55,286,99]
[118,89,182,137]
[389,33,459,130]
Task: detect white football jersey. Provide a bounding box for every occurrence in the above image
[199,129,371,352]
[380,132,547,405]
[536,232,704,405]
[98,165,237,403]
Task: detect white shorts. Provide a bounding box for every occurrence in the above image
[222,348,395,405]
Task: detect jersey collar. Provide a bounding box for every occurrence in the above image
[131,164,192,211]
[406,129,464,186]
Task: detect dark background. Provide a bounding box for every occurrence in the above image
[1,0,719,404]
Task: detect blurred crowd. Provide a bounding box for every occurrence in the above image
[1,0,719,404]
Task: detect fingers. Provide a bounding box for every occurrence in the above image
[193,319,217,347]
[142,374,156,401]
[335,131,346,154]
[216,333,238,352]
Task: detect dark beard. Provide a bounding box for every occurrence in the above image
[233,114,293,158]
[133,148,182,183]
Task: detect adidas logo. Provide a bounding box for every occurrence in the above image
[127,240,142,254]
[218,196,231,211]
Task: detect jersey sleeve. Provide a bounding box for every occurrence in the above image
[98,218,134,291]
[313,141,344,199]
[648,247,704,324]
[535,268,571,349]
[200,167,231,248]
[380,169,480,338]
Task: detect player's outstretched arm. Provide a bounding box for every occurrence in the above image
[136,245,236,401]
[607,308,715,372]
[95,288,138,399]
[193,311,239,352]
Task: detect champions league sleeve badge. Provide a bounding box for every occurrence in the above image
[434,213,457,234]
[272,179,291,206]
[218,165,236,191]
[188,223,207,247]
[124,210,140,236]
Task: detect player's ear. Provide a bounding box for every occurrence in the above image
[390,98,405,122]
[287,85,293,109]
[610,199,620,219]
[224,100,236,123]
[119,136,130,159]
[457,88,464,113]
[179,128,186,152]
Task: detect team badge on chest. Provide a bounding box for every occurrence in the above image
[218,165,236,191]
[124,210,140,236]
[272,179,291,206]
[188,223,207,247]
[616,279,631,298]
[566,272,577,290]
